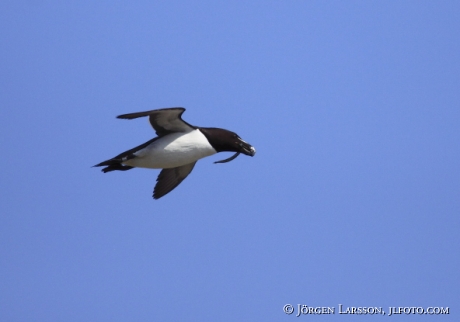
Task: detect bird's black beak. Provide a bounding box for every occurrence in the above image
[239,139,256,157]
[214,138,256,164]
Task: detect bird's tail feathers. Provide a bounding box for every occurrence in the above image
[93,159,133,173]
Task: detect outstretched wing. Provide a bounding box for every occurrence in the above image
[117,107,196,137]
[153,162,197,199]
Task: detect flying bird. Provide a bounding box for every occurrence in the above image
[94,107,256,199]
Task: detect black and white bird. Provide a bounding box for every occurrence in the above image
[94,107,256,199]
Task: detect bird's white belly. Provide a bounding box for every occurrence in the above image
[123,130,216,169]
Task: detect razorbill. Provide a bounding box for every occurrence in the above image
[94,107,256,199]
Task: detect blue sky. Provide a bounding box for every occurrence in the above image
[1,1,459,321]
